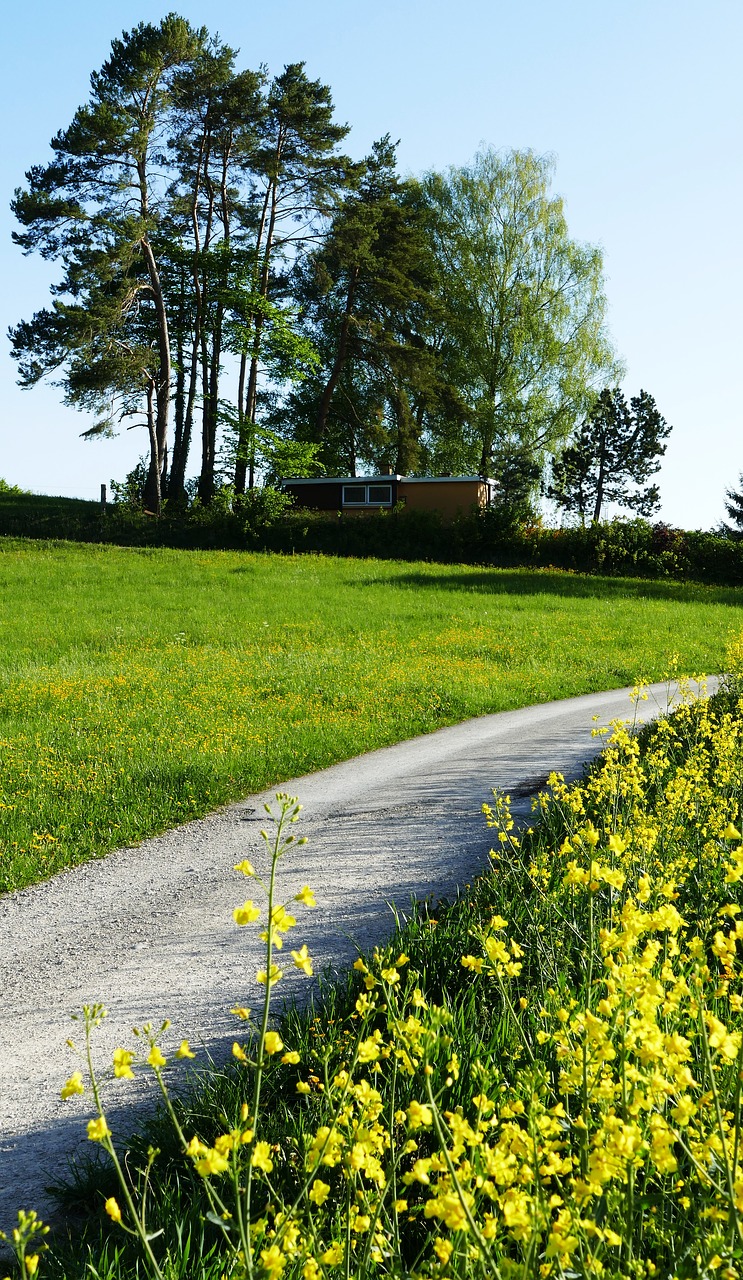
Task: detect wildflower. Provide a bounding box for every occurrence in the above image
[231,1006,251,1020]
[263,1031,283,1055]
[147,1045,166,1069]
[461,954,484,973]
[291,944,313,975]
[424,1190,470,1231]
[60,1071,84,1099]
[194,1147,230,1177]
[357,1031,383,1062]
[175,1039,195,1059]
[295,885,316,907]
[321,1243,343,1265]
[87,1116,111,1143]
[407,1100,433,1129]
[433,1239,453,1264]
[113,1047,135,1078]
[233,900,261,925]
[282,1050,301,1064]
[104,1197,122,1224]
[257,964,283,986]
[232,1043,248,1063]
[234,859,256,876]
[251,1141,274,1172]
[309,1179,330,1206]
[260,1245,286,1279]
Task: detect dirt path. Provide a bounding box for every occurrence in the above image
[0,680,710,1233]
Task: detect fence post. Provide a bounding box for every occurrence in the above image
[100,483,107,516]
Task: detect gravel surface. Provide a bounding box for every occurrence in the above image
[0,680,712,1237]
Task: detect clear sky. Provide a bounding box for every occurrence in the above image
[1,0,740,528]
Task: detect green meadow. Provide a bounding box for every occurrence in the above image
[1,537,741,894]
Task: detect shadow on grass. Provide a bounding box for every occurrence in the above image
[357,569,743,607]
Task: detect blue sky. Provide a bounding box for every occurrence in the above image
[1,0,740,528]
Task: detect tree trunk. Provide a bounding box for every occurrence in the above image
[315,271,358,440]
[144,379,162,514]
[140,238,171,514]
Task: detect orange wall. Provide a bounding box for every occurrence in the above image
[397,480,487,518]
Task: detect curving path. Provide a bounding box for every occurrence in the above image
[0,679,714,1234]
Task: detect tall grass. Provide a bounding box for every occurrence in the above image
[21,667,743,1279]
[1,539,742,893]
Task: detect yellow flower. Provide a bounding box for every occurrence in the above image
[291,944,314,976]
[25,1257,39,1277]
[87,1116,111,1143]
[260,1244,286,1280]
[251,1140,274,1172]
[147,1045,166,1069]
[232,1042,248,1063]
[309,1178,330,1206]
[282,1050,301,1064]
[407,1100,433,1129]
[321,1243,343,1265]
[194,1147,230,1177]
[175,1040,195,1059]
[434,1238,453,1264]
[263,1031,284,1055]
[234,859,256,876]
[233,900,261,925]
[104,1197,122,1224]
[60,1071,85,1100]
[461,954,484,973]
[112,1047,135,1079]
[257,964,283,986]
[295,885,316,907]
[231,1006,251,1020]
[296,1081,311,1095]
[271,905,297,932]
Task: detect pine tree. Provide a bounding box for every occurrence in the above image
[722,476,743,538]
[10,16,207,512]
[548,388,671,525]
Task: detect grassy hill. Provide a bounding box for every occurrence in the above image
[0,536,740,894]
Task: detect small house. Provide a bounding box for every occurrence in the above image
[280,475,495,521]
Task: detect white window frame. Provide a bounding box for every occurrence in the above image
[342,483,392,507]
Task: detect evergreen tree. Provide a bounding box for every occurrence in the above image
[548,387,671,524]
[231,63,353,492]
[9,15,207,512]
[722,476,743,538]
[277,138,444,475]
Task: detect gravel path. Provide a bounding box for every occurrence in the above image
[0,680,711,1235]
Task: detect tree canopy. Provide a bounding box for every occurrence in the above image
[9,17,628,518]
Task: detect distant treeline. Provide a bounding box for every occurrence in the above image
[2,493,743,589]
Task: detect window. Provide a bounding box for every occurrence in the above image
[342,483,392,507]
[367,484,392,504]
[342,485,367,505]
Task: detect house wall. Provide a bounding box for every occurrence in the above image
[282,481,343,510]
[398,480,487,519]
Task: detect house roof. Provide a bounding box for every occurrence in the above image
[281,475,495,485]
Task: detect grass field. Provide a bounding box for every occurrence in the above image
[1,537,742,895]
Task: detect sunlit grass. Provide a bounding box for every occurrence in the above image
[1,538,742,893]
